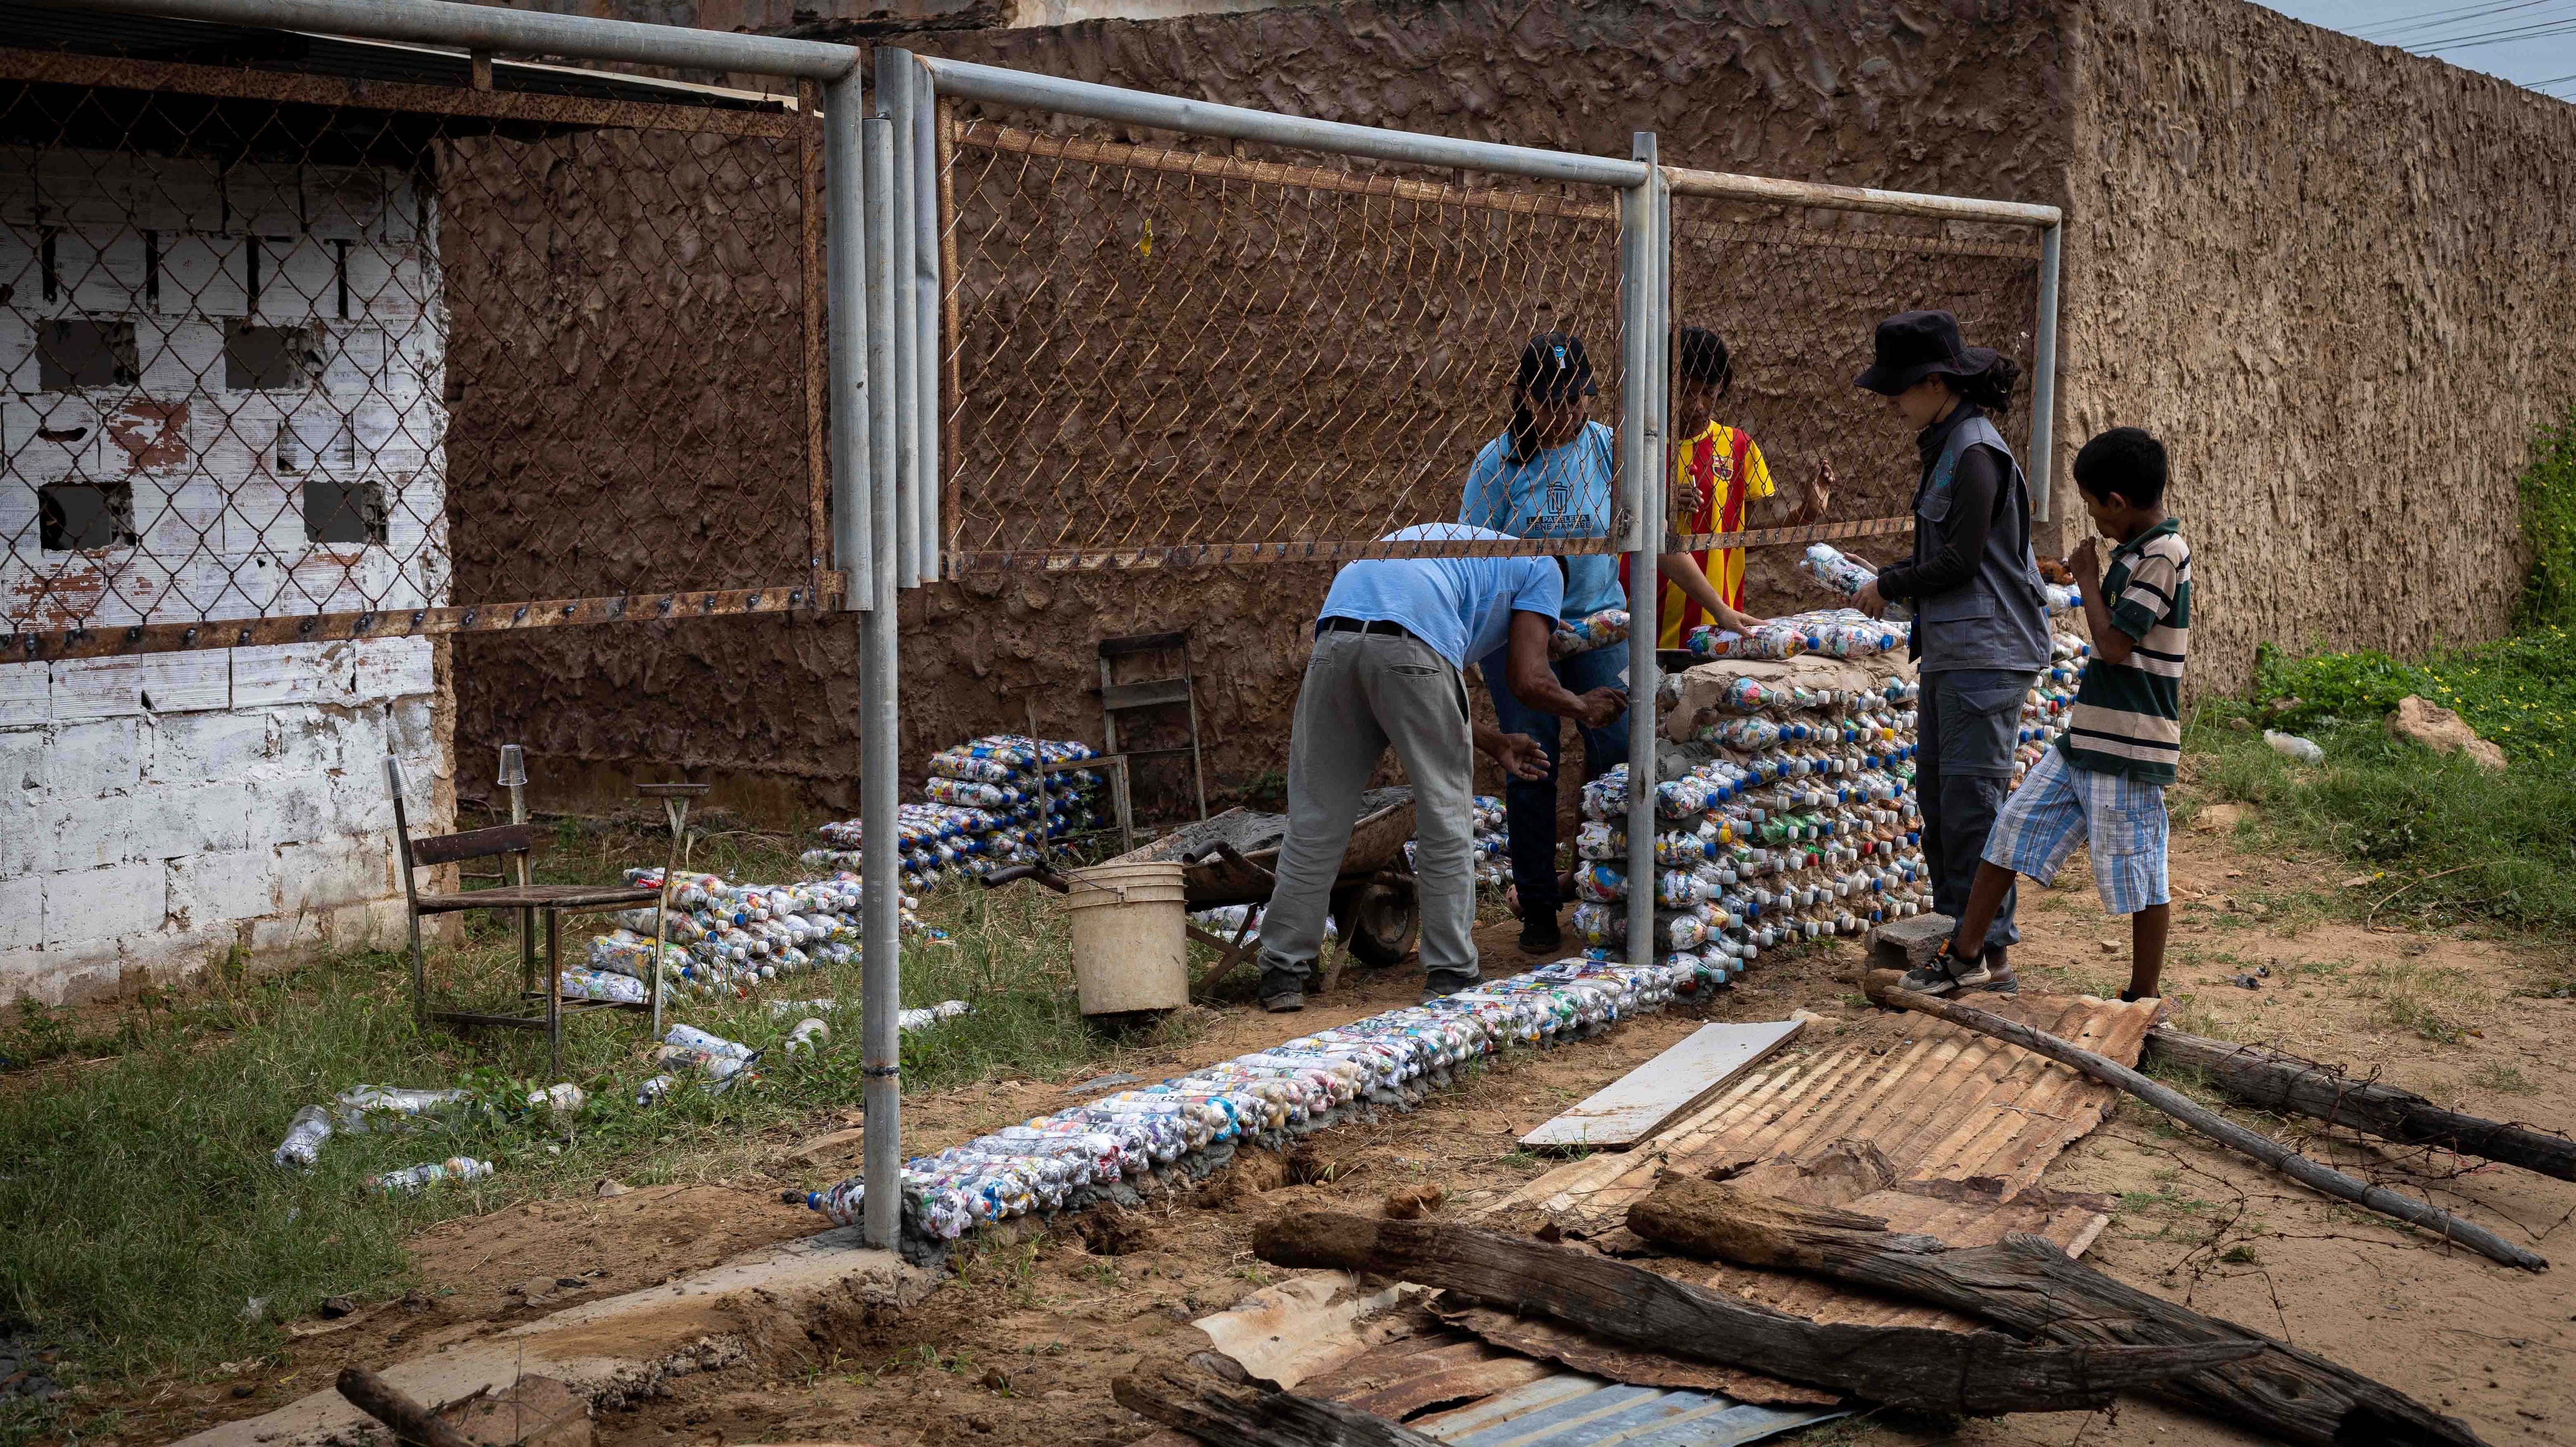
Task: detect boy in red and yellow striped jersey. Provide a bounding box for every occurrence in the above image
[1647,328,1834,645]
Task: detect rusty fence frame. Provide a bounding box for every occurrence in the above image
[0,41,837,664]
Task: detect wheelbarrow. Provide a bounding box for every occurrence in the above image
[984,786,1418,1000]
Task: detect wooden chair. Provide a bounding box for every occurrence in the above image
[1097,630,1209,824]
[388,762,662,1076]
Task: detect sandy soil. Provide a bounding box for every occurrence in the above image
[144,814,2576,1447]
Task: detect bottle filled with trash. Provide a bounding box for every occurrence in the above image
[368,1157,495,1194]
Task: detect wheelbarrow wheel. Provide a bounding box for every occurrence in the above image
[1341,878,1418,969]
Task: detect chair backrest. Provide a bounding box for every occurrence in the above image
[405,822,545,869]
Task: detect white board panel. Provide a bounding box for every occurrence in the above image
[1520,1019,1807,1151]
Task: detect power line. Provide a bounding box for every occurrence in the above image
[2364,0,2563,42]
[2408,16,2576,48]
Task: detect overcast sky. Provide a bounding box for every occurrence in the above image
[2253,2,2576,99]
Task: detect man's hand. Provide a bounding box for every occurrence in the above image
[1854,579,1887,618]
[1489,731,1548,781]
[1572,686,1626,729]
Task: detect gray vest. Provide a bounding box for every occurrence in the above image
[1908,414,2051,674]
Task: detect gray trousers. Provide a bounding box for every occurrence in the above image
[1255,627,1480,996]
[1918,667,2038,956]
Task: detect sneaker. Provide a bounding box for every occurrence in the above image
[1518,916,1562,954]
[1260,990,1306,1013]
[1897,939,2008,996]
[1421,975,1480,1006]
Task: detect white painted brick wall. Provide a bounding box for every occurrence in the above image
[3,149,452,1006]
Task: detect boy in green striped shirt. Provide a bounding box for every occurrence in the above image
[1903,428,2190,1002]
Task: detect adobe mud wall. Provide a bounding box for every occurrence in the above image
[453,0,2067,821]
[2056,0,2576,695]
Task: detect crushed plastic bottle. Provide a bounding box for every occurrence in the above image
[528,1083,586,1120]
[368,1157,494,1195]
[783,1017,830,1054]
[2265,730,2324,765]
[635,1074,679,1106]
[272,1104,332,1169]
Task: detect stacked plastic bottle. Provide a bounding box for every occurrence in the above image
[578,870,921,1002]
[802,955,1675,1248]
[1572,666,1931,997]
[806,737,1105,888]
[1798,541,2086,621]
[1689,608,1907,664]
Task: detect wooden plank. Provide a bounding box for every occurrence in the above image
[1521,1021,1804,1150]
[406,822,544,867]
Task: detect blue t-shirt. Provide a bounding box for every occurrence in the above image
[1316,526,1565,671]
[1460,419,1622,619]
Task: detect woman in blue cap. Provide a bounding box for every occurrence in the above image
[1460,332,1757,955]
[1850,310,2050,995]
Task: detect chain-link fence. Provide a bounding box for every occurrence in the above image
[938,115,1633,571]
[2,45,824,662]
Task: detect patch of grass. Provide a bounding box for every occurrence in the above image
[2357,959,2488,1045]
[2463,1061,2539,1097]
[2180,706,2576,933]
[0,817,1178,1431]
[2220,1243,2262,1265]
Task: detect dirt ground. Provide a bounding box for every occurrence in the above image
[151,818,2576,1447]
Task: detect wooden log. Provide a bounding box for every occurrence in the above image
[335,1367,479,1447]
[1251,1212,2260,1416]
[1863,972,2548,1272]
[1629,1174,2486,1447]
[2145,1027,2576,1182]
[1112,1356,1445,1447]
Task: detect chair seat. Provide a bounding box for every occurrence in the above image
[413,883,662,915]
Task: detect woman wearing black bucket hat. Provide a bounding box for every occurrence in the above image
[1850,310,2052,995]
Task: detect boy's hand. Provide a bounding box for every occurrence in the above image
[2071,536,2102,583]
[1798,462,1833,524]
[1673,480,1704,519]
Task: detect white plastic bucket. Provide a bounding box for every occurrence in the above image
[1062,860,1191,1015]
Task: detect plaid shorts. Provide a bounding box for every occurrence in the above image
[1982,746,2171,916]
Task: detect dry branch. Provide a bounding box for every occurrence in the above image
[335,1367,479,1447]
[2145,1028,2576,1181]
[1251,1211,2258,1415]
[1862,973,2548,1272]
[1628,1174,2485,1447]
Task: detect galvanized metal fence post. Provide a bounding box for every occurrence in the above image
[2028,222,2063,525]
[879,51,923,590]
[859,110,905,1252]
[825,76,873,608]
[1621,133,1662,971]
[909,59,943,583]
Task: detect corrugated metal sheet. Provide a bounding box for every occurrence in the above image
[1500,993,2163,1233]
[1420,1374,1845,1446]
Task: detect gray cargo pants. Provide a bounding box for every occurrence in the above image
[1255,626,1480,999]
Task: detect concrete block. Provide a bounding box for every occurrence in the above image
[0,874,40,950]
[41,861,167,948]
[1866,912,1957,975]
[130,780,254,858]
[0,667,45,729]
[41,717,146,795]
[233,642,360,710]
[243,911,314,957]
[0,777,37,880]
[44,790,136,871]
[146,708,273,785]
[168,848,278,931]
[352,637,435,704]
[327,763,399,839]
[246,772,336,847]
[272,836,386,915]
[52,651,230,722]
[259,705,351,781]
